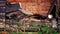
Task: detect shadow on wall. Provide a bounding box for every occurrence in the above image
[50,5,56,18]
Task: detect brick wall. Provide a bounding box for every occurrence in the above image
[7,0,53,17]
[20,0,53,16]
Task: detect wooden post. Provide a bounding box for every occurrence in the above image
[56,0,60,24]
